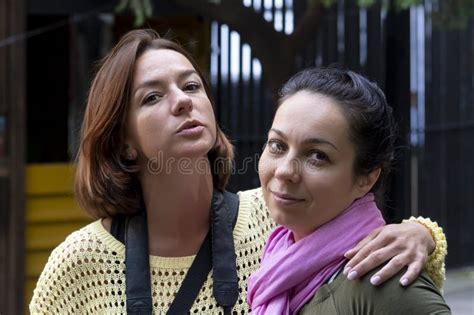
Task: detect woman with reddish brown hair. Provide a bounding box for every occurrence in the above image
[75,34,233,218]
[30,29,446,314]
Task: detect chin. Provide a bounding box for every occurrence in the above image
[270,206,310,233]
[269,207,292,228]
[180,139,215,157]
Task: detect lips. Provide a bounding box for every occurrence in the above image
[270,190,305,205]
[176,119,204,133]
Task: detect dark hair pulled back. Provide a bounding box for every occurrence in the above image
[279,67,397,199]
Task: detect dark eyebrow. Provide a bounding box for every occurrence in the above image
[269,128,339,151]
[134,69,199,94]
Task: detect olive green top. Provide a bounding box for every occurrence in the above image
[300,267,451,315]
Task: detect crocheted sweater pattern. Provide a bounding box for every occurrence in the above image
[30,188,446,314]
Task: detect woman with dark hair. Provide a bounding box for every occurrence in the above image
[30,30,446,314]
[248,68,450,314]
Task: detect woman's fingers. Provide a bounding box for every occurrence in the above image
[344,246,393,281]
[367,253,408,285]
[398,255,427,286]
[343,222,431,286]
[367,253,426,286]
[344,227,381,259]
[343,228,387,276]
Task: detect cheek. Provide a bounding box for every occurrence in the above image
[132,110,168,154]
[305,167,354,197]
[138,113,163,139]
[209,113,217,139]
[258,152,274,186]
[306,177,337,199]
[202,101,217,139]
[126,112,143,147]
[305,167,359,215]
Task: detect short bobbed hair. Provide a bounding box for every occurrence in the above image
[75,29,233,219]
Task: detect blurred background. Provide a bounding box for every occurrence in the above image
[0,0,473,313]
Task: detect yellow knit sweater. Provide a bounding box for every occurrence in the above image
[30,188,446,314]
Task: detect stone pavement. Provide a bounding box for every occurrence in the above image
[443,266,474,314]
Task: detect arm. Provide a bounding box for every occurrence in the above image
[343,216,446,288]
[30,245,72,314]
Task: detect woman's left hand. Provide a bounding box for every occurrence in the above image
[342,221,435,286]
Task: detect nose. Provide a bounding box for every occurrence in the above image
[170,89,193,115]
[274,156,301,183]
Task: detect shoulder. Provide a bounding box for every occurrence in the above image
[238,187,264,206]
[236,188,276,240]
[345,269,450,314]
[238,187,271,221]
[302,267,451,315]
[30,220,125,313]
[46,220,124,262]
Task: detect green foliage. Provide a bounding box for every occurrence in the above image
[357,0,423,10]
[115,0,224,26]
[314,0,472,29]
[115,0,153,27]
[310,0,423,10]
[357,0,377,7]
[431,0,474,29]
[395,0,423,10]
[116,0,473,29]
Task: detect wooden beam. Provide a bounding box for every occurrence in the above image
[0,0,26,314]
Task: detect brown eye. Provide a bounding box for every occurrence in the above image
[266,140,285,154]
[307,150,329,166]
[142,92,162,105]
[183,82,200,92]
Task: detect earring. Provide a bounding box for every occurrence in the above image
[124,148,137,161]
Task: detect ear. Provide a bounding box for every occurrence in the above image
[354,168,381,198]
[123,143,137,161]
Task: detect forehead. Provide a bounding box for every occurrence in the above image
[271,90,352,149]
[133,49,197,82]
[274,91,348,129]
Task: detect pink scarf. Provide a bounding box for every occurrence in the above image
[247,193,385,314]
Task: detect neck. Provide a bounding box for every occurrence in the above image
[140,158,214,257]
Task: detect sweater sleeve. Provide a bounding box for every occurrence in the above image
[403,216,447,289]
[29,237,82,314]
[29,222,127,314]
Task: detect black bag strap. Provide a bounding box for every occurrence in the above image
[125,211,153,314]
[110,191,239,315]
[224,191,240,228]
[166,230,212,314]
[212,191,239,314]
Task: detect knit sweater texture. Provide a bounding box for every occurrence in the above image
[30,188,446,314]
